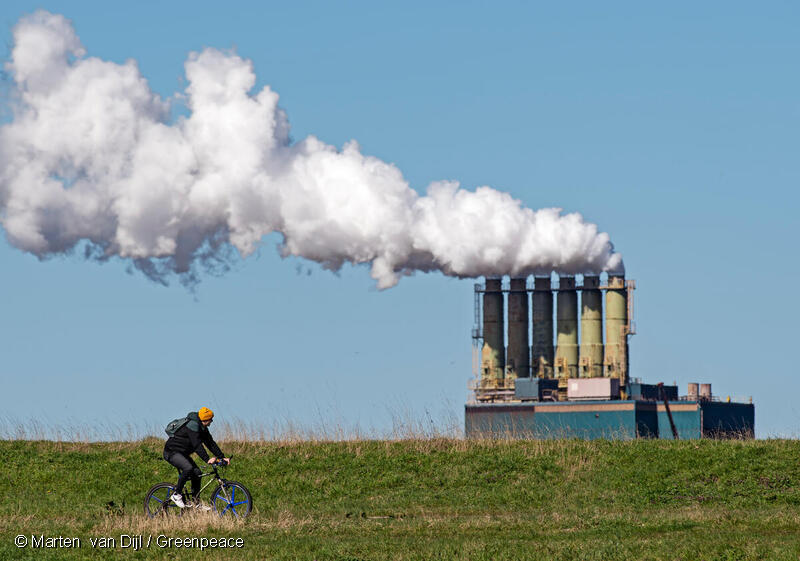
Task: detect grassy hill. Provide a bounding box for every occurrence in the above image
[2,437,800,560]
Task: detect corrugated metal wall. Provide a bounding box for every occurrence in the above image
[465,401,755,440]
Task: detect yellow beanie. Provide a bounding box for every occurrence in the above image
[198,407,214,421]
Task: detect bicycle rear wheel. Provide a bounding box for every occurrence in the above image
[144,482,184,518]
[211,481,252,518]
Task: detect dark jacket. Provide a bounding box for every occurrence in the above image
[164,411,224,462]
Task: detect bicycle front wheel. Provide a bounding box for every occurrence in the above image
[144,482,184,518]
[211,481,252,518]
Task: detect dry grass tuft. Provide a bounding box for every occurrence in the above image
[0,407,465,444]
[92,510,244,535]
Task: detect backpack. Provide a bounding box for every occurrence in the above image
[165,416,190,437]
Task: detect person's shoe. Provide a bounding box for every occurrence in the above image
[170,493,186,508]
[187,497,212,511]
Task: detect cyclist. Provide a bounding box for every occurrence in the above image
[163,407,230,509]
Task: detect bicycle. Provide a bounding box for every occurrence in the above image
[144,459,253,518]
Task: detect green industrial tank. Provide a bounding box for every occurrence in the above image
[506,277,530,379]
[481,277,505,385]
[531,276,554,377]
[580,275,604,378]
[555,276,578,380]
[605,274,628,385]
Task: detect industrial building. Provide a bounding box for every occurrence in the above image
[465,274,754,439]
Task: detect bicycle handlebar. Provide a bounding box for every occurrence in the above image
[212,456,231,466]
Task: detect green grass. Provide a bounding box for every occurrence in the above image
[2,437,800,560]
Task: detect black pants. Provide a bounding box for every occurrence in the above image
[163,450,201,497]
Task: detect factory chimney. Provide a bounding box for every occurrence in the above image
[481,277,505,385]
[531,276,554,378]
[555,275,579,381]
[604,274,629,386]
[506,277,530,379]
[580,275,604,378]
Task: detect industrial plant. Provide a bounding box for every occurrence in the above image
[465,274,755,439]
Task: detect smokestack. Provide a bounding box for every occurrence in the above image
[506,277,530,379]
[481,277,505,385]
[531,276,554,378]
[604,274,629,385]
[555,275,578,381]
[580,275,604,378]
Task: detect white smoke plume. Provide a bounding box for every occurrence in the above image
[0,11,624,289]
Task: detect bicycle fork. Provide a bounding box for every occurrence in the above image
[216,479,230,502]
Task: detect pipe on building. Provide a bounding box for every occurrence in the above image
[506,277,530,379]
[481,277,505,385]
[604,274,628,385]
[580,275,604,378]
[555,276,578,380]
[531,276,554,378]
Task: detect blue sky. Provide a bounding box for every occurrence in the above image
[1,1,798,438]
